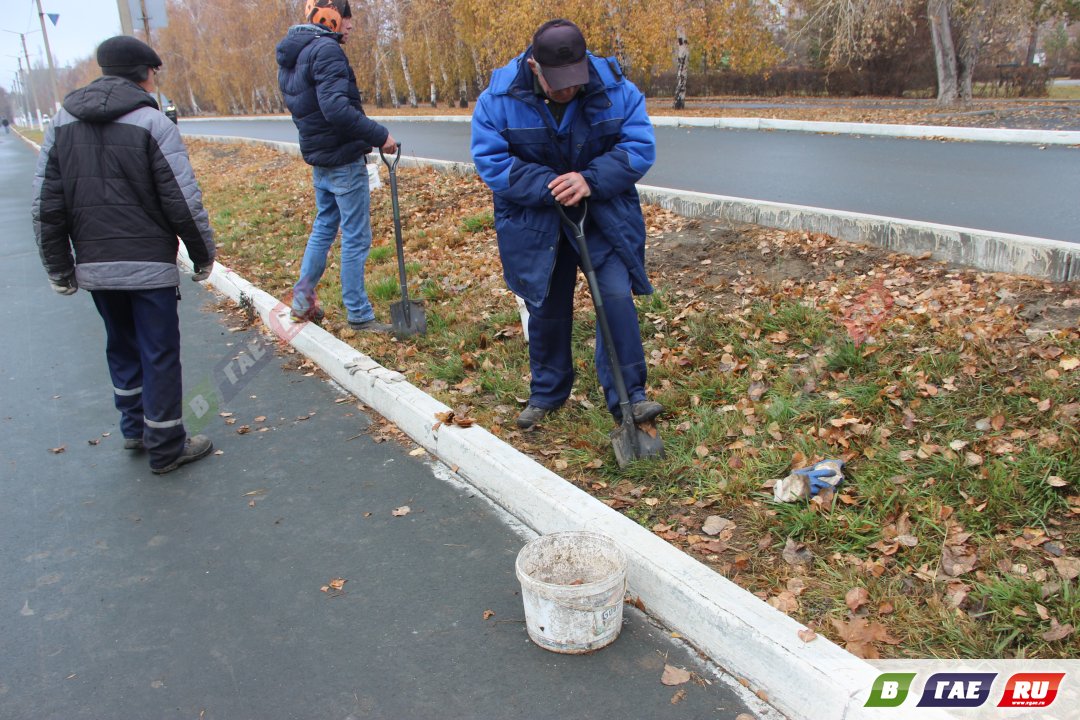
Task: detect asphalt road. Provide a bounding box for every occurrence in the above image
[181,117,1080,243]
[1,132,768,719]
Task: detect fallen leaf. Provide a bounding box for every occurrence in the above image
[1042,619,1074,642]
[798,628,818,643]
[87,439,100,446]
[670,689,687,705]
[392,505,411,516]
[1060,357,1079,371]
[661,665,692,686]
[254,415,266,423]
[49,446,66,454]
[483,609,495,620]
[321,577,347,593]
[768,591,799,613]
[1050,556,1080,581]
[702,516,734,536]
[236,425,251,434]
[1046,476,1068,488]
[409,447,427,457]
[782,538,813,566]
[940,544,978,577]
[845,587,870,612]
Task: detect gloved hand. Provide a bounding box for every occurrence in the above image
[793,459,845,496]
[192,263,212,282]
[50,276,78,295]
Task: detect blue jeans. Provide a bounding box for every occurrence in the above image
[292,159,375,324]
[525,230,647,417]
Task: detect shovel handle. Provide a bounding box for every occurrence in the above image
[379,143,402,171]
[555,202,636,433]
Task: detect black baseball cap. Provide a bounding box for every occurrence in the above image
[532,19,588,91]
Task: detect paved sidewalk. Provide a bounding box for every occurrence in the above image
[0,134,771,719]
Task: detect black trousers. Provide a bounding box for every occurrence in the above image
[91,288,186,469]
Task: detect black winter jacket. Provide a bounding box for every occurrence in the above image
[32,76,215,291]
[276,24,388,167]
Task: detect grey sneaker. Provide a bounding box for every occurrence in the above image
[349,319,392,333]
[151,435,214,475]
[123,437,145,451]
[516,404,556,430]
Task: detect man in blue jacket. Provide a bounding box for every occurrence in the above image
[277,0,397,332]
[471,19,664,430]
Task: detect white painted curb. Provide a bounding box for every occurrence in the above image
[178,252,884,720]
[180,112,1080,145]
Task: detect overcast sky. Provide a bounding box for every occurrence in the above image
[1,0,125,91]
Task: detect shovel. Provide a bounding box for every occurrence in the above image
[555,202,665,469]
[380,145,427,337]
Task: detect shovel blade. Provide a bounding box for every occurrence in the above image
[390,300,427,337]
[610,421,665,469]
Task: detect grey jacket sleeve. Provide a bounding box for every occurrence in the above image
[145,111,216,268]
[31,114,76,283]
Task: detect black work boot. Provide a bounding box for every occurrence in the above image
[516,405,555,430]
[123,438,145,451]
[151,435,214,475]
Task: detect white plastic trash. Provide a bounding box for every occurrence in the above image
[515,531,627,654]
[515,295,530,343]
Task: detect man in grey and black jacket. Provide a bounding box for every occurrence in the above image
[32,35,216,475]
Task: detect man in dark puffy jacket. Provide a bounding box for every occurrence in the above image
[471,19,664,431]
[277,0,397,332]
[33,35,216,475]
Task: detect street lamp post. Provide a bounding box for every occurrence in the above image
[34,0,62,112]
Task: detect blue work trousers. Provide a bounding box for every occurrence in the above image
[525,231,647,417]
[91,288,187,470]
[292,159,375,324]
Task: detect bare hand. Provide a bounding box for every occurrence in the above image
[381,134,398,155]
[548,172,591,206]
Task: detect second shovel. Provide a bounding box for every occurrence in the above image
[380,144,426,337]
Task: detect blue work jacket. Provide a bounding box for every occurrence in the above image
[471,50,656,306]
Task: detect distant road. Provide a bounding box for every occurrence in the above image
[182,118,1080,244]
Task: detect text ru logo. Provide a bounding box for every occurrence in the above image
[997,673,1065,709]
[917,673,997,708]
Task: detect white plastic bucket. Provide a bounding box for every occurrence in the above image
[515,531,627,654]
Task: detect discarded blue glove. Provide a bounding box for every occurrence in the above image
[793,459,845,496]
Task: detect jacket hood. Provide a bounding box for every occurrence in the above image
[62,76,158,123]
[276,24,340,69]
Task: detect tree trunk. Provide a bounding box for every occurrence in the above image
[673,27,689,110]
[1025,24,1039,65]
[398,44,418,108]
[956,0,989,103]
[928,0,960,105]
[374,51,384,107]
[458,78,468,108]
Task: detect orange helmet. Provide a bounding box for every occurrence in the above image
[305,0,351,32]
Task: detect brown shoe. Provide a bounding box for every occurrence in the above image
[151,435,214,475]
